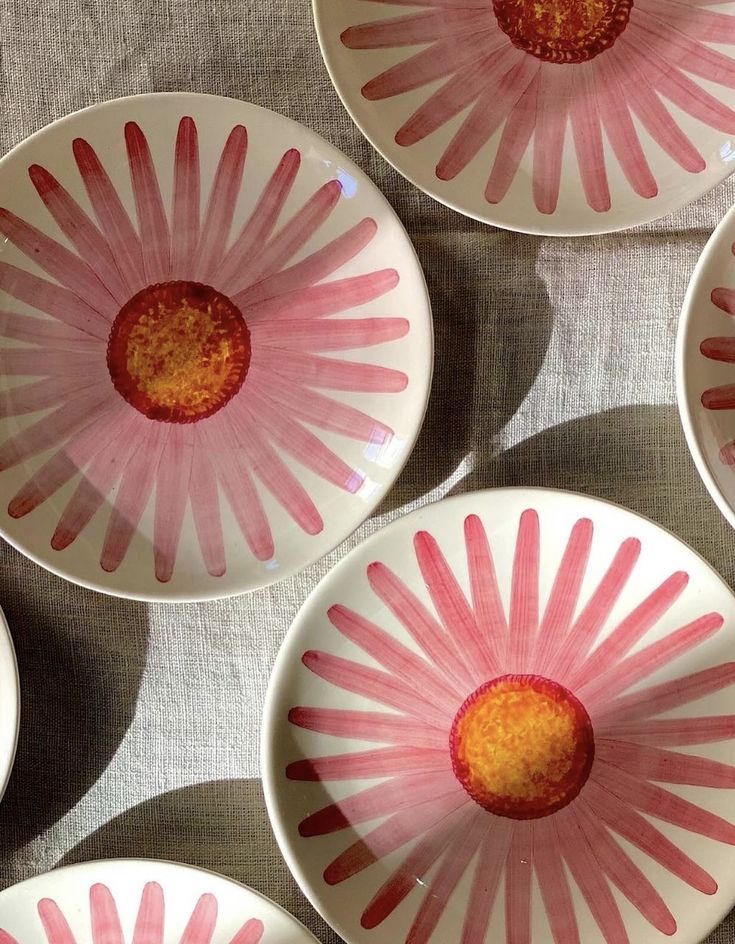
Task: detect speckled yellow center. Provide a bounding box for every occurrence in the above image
[492,0,633,63]
[450,675,594,819]
[107,281,251,423]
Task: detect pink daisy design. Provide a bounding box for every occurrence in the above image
[0,116,409,582]
[0,883,263,944]
[287,510,735,943]
[700,276,735,463]
[339,0,735,214]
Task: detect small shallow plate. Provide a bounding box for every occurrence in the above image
[0,92,432,601]
[0,859,319,944]
[313,0,735,235]
[264,487,735,944]
[0,606,18,804]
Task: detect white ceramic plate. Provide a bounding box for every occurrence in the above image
[0,859,318,944]
[0,92,433,601]
[0,606,19,804]
[264,487,735,944]
[313,0,735,235]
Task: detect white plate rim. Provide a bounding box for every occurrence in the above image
[0,604,19,807]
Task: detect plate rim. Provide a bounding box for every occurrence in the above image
[0,604,19,808]
[0,90,435,603]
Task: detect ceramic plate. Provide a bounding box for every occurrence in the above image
[0,859,318,944]
[677,201,735,530]
[0,92,432,601]
[0,606,19,803]
[313,0,735,235]
[264,487,735,944]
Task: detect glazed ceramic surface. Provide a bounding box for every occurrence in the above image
[263,488,735,944]
[0,606,18,805]
[0,859,319,944]
[313,0,735,235]
[0,92,432,600]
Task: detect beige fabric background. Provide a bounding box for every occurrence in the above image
[2,0,735,941]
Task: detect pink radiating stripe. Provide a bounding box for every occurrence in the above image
[581,612,723,710]
[179,895,217,944]
[568,570,689,690]
[596,738,735,788]
[464,514,505,669]
[701,338,735,363]
[240,389,363,493]
[368,560,474,692]
[125,122,170,283]
[532,518,593,671]
[252,347,407,393]
[595,56,658,199]
[229,920,264,944]
[558,809,628,944]
[328,603,461,708]
[702,383,735,410]
[0,309,104,350]
[154,425,194,582]
[594,758,735,843]
[244,269,399,324]
[28,163,128,303]
[533,69,570,215]
[0,347,108,379]
[299,769,460,837]
[362,809,460,929]
[414,530,498,682]
[90,885,124,944]
[171,117,201,278]
[436,52,537,182]
[100,423,167,573]
[712,287,735,315]
[485,71,540,206]
[597,714,735,746]
[37,900,76,944]
[533,818,580,944]
[252,373,393,444]
[236,217,377,309]
[573,798,677,935]
[229,180,342,300]
[324,790,470,886]
[644,0,735,40]
[342,9,488,48]
[505,822,532,944]
[0,209,117,320]
[196,125,248,283]
[287,744,448,781]
[569,67,610,212]
[548,537,640,682]
[215,149,301,295]
[301,649,449,729]
[594,662,735,724]
[203,421,274,562]
[632,11,735,88]
[288,706,446,749]
[507,509,539,672]
[132,883,164,944]
[0,261,110,339]
[73,137,145,292]
[405,810,488,944]
[0,375,105,419]
[460,820,512,944]
[189,434,226,577]
[250,316,408,351]
[584,778,717,893]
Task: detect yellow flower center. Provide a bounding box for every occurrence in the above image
[107,281,251,423]
[450,674,594,819]
[492,0,633,63]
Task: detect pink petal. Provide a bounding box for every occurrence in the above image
[533,818,580,944]
[464,514,506,670]
[28,163,128,304]
[505,822,532,944]
[632,11,735,88]
[712,287,735,315]
[132,883,164,944]
[507,509,539,672]
[642,0,735,41]
[196,125,248,283]
[342,9,488,48]
[229,921,264,944]
[37,900,76,944]
[596,738,735,788]
[533,69,571,215]
[597,714,735,746]
[702,383,735,409]
[0,309,104,350]
[701,337,735,363]
[252,347,407,393]
[287,744,448,781]
[125,122,170,283]
[460,820,511,944]
[485,71,540,206]
[73,137,145,293]
[170,117,201,278]
[0,374,106,419]
[179,895,217,944]
[288,706,446,749]
[0,934,19,944]
[569,67,611,213]
[189,435,226,577]
[90,885,124,944]
[215,149,301,296]
[641,47,735,133]
[0,347,107,378]
[154,425,195,582]
[250,316,408,351]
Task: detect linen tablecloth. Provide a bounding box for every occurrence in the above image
[2,1,735,940]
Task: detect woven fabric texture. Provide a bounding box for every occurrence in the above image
[2,0,735,941]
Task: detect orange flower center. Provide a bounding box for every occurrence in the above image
[493,0,632,63]
[450,674,594,819]
[107,281,251,423]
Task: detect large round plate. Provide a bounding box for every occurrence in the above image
[263,487,735,944]
[0,606,19,804]
[313,0,735,235]
[0,859,319,944]
[0,92,432,601]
